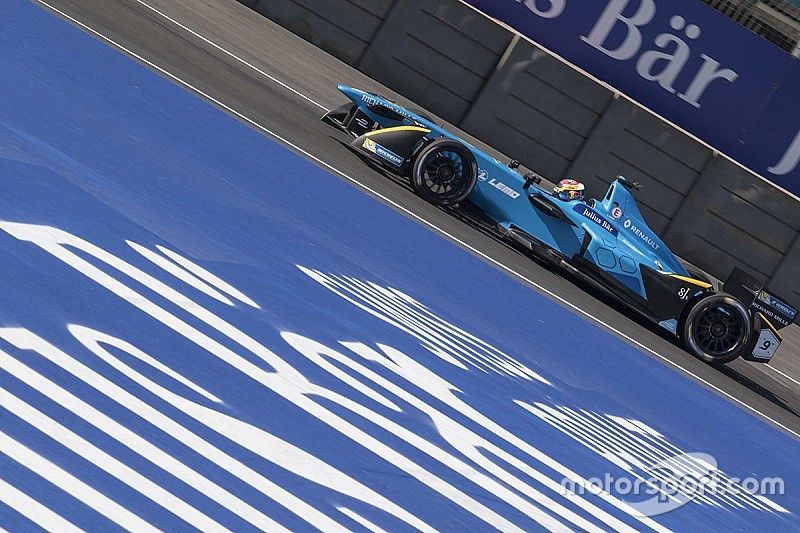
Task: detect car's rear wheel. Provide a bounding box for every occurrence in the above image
[411,139,477,206]
[681,293,752,364]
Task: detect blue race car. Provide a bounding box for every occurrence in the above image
[323,85,797,365]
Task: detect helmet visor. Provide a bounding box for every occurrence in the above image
[558,189,584,201]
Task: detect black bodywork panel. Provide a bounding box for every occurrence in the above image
[724,267,797,329]
[569,256,710,326]
[350,127,431,172]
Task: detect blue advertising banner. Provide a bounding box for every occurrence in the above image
[463,0,800,195]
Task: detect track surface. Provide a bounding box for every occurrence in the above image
[1,0,799,530]
[37,0,800,434]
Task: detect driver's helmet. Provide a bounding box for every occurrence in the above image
[554,179,585,202]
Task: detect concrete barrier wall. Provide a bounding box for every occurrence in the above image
[462,37,614,184]
[240,0,800,308]
[566,97,713,236]
[359,0,512,124]
[667,156,800,288]
[252,0,397,65]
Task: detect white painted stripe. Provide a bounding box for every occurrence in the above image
[31,0,800,446]
[0,476,83,533]
[0,430,157,532]
[336,507,390,533]
[0,386,229,532]
[128,240,235,307]
[0,348,290,533]
[0,225,522,533]
[155,245,260,308]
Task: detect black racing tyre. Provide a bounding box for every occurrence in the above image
[411,139,477,206]
[681,293,753,364]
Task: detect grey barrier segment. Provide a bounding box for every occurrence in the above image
[566,97,712,236]
[461,37,710,236]
[358,0,512,124]
[461,37,613,183]
[252,0,398,66]
[772,236,800,309]
[665,156,800,284]
[237,0,800,309]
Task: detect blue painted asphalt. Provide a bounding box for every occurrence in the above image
[0,0,798,530]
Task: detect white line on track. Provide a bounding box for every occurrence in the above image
[33,0,800,441]
[765,364,800,390]
[132,0,328,112]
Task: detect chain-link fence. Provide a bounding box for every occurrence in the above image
[703,0,800,56]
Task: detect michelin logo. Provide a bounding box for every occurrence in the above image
[376,146,404,166]
[623,218,660,251]
[758,291,798,320]
[574,204,617,235]
[363,138,404,166]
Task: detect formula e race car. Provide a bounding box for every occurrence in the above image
[323,85,797,365]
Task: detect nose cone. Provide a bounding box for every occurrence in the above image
[337,84,361,99]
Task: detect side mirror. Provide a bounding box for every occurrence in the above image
[508,159,520,170]
[523,172,542,191]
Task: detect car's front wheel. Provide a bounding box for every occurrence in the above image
[681,293,753,364]
[411,139,477,206]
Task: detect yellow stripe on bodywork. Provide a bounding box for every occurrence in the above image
[669,274,713,289]
[363,126,431,137]
[758,312,782,341]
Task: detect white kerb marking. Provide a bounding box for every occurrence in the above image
[0,476,82,533]
[0,385,229,532]
[0,429,158,532]
[156,245,260,308]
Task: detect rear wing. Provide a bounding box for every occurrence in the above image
[723,267,797,330]
[723,267,796,363]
